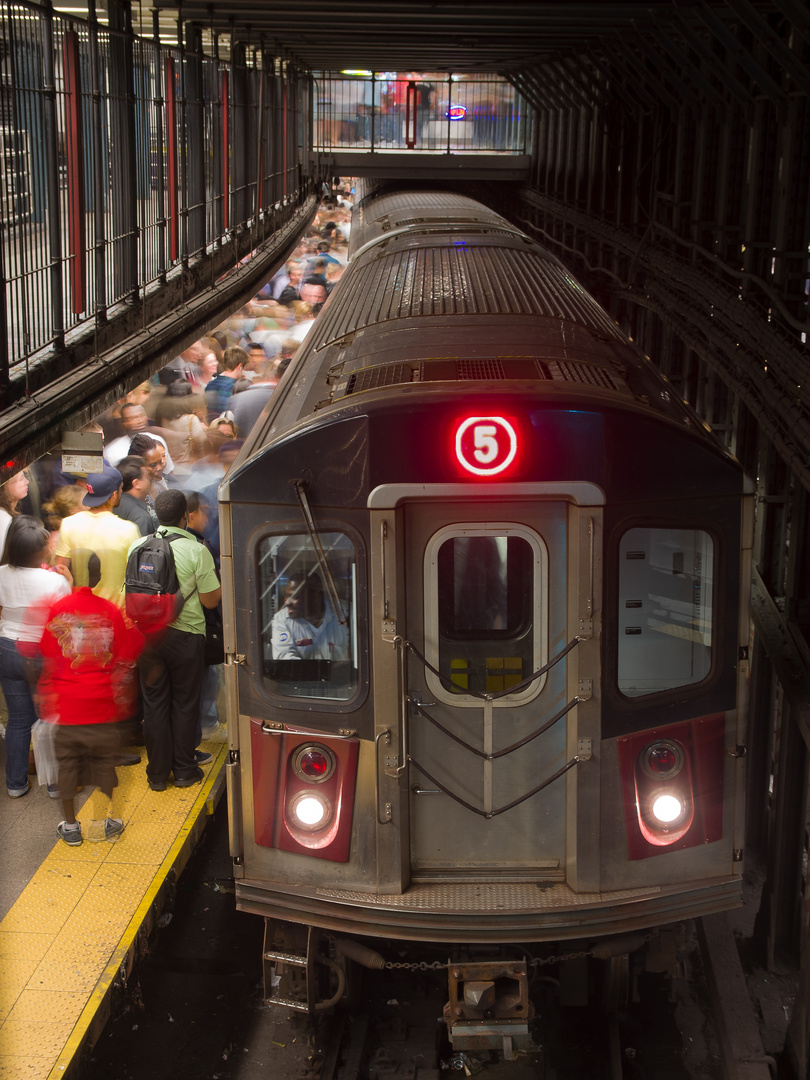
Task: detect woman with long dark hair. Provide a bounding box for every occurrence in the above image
[0,516,72,797]
[0,471,29,563]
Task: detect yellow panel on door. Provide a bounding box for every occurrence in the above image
[486,656,523,692]
[486,656,504,692]
[450,658,468,691]
[504,656,523,689]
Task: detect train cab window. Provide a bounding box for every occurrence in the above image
[425,525,547,705]
[617,527,714,698]
[258,532,358,701]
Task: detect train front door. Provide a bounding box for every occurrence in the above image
[403,499,573,878]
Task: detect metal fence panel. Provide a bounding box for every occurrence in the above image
[0,4,310,389]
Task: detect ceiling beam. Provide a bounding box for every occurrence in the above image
[697,1,788,103]
[722,0,810,95]
[651,25,729,112]
[671,9,757,115]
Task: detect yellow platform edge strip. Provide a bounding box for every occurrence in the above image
[46,743,230,1080]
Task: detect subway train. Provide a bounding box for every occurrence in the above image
[219,186,752,1054]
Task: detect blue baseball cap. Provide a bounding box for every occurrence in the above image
[83,465,123,507]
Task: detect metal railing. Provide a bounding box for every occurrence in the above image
[0,2,311,389]
[312,74,531,154]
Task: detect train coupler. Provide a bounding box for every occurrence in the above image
[442,960,535,1060]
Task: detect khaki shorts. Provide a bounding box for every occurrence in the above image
[55,723,120,797]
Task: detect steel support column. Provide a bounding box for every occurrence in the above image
[184,24,205,256]
[40,1,65,348]
[108,0,138,302]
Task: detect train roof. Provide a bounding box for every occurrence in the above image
[349,188,525,260]
[236,193,732,470]
[314,236,623,350]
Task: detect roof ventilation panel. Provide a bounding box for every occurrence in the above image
[332,361,421,400]
[457,358,505,380]
[546,360,624,391]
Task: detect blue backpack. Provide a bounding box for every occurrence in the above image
[124,530,193,634]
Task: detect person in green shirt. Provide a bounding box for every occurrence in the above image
[128,489,221,791]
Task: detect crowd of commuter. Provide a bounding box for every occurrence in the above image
[0,197,351,842]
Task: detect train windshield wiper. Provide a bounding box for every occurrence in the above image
[291,478,348,626]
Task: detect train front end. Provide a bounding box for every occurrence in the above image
[220,190,751,1047]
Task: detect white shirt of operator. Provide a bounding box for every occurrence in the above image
[271,600,349,661]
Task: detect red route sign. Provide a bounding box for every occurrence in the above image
[455,416,518,477]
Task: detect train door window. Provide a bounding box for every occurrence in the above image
[258,531,358,701]
[618,527,714,698]
[424,524,547,706]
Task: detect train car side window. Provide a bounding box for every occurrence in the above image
[259,532,358,701]
[617,527,714,698]
[425,524,547,706]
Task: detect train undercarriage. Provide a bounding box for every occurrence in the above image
[261,916,690,1077]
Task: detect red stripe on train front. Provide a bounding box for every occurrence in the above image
[250,719,358,862]
[617,713,725,859]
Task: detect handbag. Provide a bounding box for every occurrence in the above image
[203,609,224,666]
[31,719,59,787]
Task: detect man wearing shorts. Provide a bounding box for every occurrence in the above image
[38,586,143,845]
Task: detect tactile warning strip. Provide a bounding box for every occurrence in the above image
[0,729,227,1080]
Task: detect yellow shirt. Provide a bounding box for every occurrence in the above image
[55,510,141,608]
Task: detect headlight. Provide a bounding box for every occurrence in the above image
[650,791,688,826]
[288,791,332,831]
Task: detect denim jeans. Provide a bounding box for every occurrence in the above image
[0,636,38,793]
[196,665,220,746]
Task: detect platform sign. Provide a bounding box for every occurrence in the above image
[61,430,104,477]
[455,416,518,477]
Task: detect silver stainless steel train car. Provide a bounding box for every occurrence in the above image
[220,187,752,1052]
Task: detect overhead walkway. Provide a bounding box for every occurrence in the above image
[312,152,530,181]
[311,73,532,179]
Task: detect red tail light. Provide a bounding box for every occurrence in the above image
[640,740,682,779]
[292,744,336,782]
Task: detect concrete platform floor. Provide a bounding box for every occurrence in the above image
[0,735,94,921]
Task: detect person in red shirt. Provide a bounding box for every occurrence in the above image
[37,587,144,845]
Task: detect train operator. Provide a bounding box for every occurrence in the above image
[271,572,348,661]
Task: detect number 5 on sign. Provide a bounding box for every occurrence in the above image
[474,425,498,463]
[455,416,518,477]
